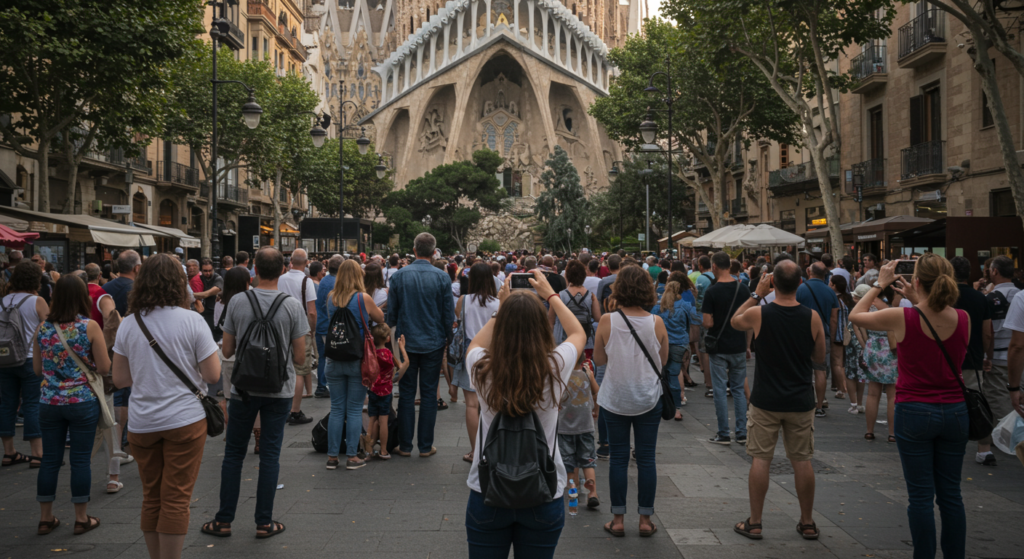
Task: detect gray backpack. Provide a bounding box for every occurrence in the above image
[0,296,31,367]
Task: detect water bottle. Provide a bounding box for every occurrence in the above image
[567,479,578,517]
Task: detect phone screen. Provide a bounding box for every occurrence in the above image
[510,273,533,290]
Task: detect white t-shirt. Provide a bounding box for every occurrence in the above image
[465,342,577,498]
[460,295,500,341]
[991,282,1020,364]
[278,269,317,310]
[113,306,219,434]
[583,276,601,296]
[831,266,851,286]
[382,266,397,287]
[1001,290,1024,335]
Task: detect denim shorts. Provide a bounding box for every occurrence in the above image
[450,361,475,392]
[366,391,392,418]
[113,386,132,407]
[557,432,596,472]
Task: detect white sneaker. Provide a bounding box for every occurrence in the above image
[119,454,135,465]
[857,405,865,413]
[847,404,859,415]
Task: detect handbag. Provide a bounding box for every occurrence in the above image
[916,309,994,441]
[135,313,225,437]
[54,322,115,431]
[617,310,675,421]
[704,282,741,354]
[356,295,380,388]
[448,297,467,365]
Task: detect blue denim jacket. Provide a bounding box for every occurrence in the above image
[315,273,337,336]
[386,259,455,353]
[652,300,700,347]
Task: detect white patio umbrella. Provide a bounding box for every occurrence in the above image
[690,224,744,247]
[733,223,806,249]
[708,224,757,248]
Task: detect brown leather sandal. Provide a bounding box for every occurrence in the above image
[734,517,763,540]
[73,516,100,535]
[37,517,60,535]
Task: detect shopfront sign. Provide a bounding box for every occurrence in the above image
[111,205,131,214]
[811,218,827,226]
[856,233,879,241]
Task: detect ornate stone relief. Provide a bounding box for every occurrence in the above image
[418,106,448,152]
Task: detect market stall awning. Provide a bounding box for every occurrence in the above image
[130,223,201,248]
[851,215,934,237]
[0,223,39,249]
[0,206,166,247]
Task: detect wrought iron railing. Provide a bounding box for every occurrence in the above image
[851,158,887,195]
[696,201,709,215]
[901,140,945,180]
[730,198,747,216]
[218,184,248,205]
[898,9,945,60]
[157,161,199,188]
[768,155,840,188]
[851,45,887,82]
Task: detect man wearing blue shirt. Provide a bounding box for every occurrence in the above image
[387,233,455,457]
[796,262,839,417]
[694,255,715,397]
[313,254,343,398]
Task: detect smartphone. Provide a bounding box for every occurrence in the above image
[510,273,534,290]
[761,264,768,275]
[895,259,915,281]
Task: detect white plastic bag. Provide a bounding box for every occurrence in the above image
[991,412,1024,455]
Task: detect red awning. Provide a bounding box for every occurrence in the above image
[0,223,39,249]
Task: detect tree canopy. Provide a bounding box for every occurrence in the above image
[534,146,591,253]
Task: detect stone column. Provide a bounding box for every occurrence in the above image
[457,11,465,56]
[527,0,535,51]
[540,9,549,58]
[471,0,478,48]
[404,56,411,90]
[513,0,519,38]
[486,0,493,36]
[416,43,423,83]
[392,64,399,98]
[442,21,450,67]
[554,22,562,66]
[429,33,437,75]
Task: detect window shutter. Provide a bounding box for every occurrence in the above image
[929,89,941,142]
[909,95,923,146]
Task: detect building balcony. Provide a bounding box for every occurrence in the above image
[768,155,840,191]
[156,161,200,193]
[81,144,150,175]
[696,201,710,216]
[729,198,748,218]
[850,45,888,94]
[898,9,946,69]
[247,0,275,27]
[217,184,249,209]
[900,140,946,187]
[850,158,887,198]
[216,18,246,51]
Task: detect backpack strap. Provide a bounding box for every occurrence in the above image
[246,290,265,321]
[264,292,288,322]
[3,293,31,312]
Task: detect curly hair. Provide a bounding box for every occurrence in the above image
[612,265,657,309]
[128,253,189,314]
[7,261,42,293]
[564,259,586,287]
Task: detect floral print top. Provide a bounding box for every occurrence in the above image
[37,316,97,406]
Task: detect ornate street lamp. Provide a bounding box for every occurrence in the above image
[422,214,432,228]
[375,155,387,179]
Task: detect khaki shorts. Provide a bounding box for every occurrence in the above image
[295,332,315,376]
[746,405,815,462]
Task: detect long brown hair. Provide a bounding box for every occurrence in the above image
[47,275,91,324]
[364,262,385,293]
[468,262,496,306]
[330,259,365,308]
[472,291,566,417]
[128,253,188,314]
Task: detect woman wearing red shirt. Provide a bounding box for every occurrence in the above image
[849,255,968,559]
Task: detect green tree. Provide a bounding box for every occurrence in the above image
[589,18,798,230]
[588,155,692,247]
[667,0,894,253]
[300,137,393,223]
[534,146,590,253]
[0,0,204,213]
[384,150,507,254]
[478,239,501,253]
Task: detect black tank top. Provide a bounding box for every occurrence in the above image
[751,303,816,413]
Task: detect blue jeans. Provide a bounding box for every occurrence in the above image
[325,358,364,457]
[665,345,688,409]
[0,361,40,439]
[594,364,608,447]
[315,334,328,393]
[37,401,99,503]
[217,396,291,527]
[895,401,969,559]
[114,386,131,448]
[465,490,564,559]
[604,401,662,515]
[710,353,747,439]
[397,348,444,453]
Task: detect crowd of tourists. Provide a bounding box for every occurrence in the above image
[1,237,1022,559]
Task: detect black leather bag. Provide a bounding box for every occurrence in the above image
[136,313,225,438]
[917,309,994,441]
[617,310,674,421]
[477,411,558,509]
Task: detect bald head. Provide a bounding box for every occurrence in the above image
[773,260,802,295]
[290,248,308,268]
[542,255,554,267]
[809,261,827,279]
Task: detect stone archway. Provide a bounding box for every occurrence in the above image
[132,192,147,224]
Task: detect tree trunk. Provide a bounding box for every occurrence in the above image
[36,146,51,213]
[273,166,283,249]
[711,165,726,230]
[810,146,844,257]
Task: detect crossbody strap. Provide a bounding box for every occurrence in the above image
[616,310,663,380]
[136,312,204,400]
[915,308,972,399]
[708,282,742,343]
[53,321,97,379]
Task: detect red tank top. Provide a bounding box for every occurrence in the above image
[896,307,968,404]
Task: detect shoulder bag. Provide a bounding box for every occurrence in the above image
[448,297,468,365]
[136,313,225,437]
[54,322,115,431]
[617,310,675,421]
[703,282,741,354]
[357,294,380,388]
[916,308,994,441]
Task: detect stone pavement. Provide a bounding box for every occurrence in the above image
[2,360,1023,559]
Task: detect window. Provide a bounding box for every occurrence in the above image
[869,106,884,159]
[992,189,1014,216]
[780,209,796,233]
[263,38,269,59]
[252,37,258,59]
[780,144,788,168]
[806,206,827,230]
[910,85,941,146]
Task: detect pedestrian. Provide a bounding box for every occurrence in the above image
[452,262,500,463]
[593,265,669,537]
[387,233,455,458]
[324,259,385,470]
[98,250,141,452]
[195,259,223,336]
[849,255,969,559]
[851,282,898,442]
[366,324,409,460]
[1,261,48,467]
[551,260,600,359]
[797,262,839,416]
[830,275,851,406]
[701,252,751,444]
[464,270,586,557]
[651,280,700,420]
[111,254,221,557]
[204,247,306,539]
[278,248,317,425]
[856,253,879,287]
[212,267,252,426]
[558,358,601,510]
[33,275,112,535]
[694,255,715,397]
[729,259,825,540]
[977,255,1017,465]
[364,262,388,323]
[314,255,344,398]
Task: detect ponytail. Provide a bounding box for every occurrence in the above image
[913,253,960,312]
[926,274,959,312]
[660,281,682,314]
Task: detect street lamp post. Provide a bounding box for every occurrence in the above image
[208,2,262,261]
[422,215,432,229]
[331,87,370,253]
[641,57,681,261]
[585,224,591,250]
[608,162,621,251]
[641,159,653,253]
[566,228,572,256]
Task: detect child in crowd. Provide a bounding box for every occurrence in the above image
[367,324,408,460]
[557,356,601,509]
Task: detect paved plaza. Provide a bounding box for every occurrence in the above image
[2,361,1022,559]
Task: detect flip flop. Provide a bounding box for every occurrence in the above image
[639,523,658,537]
[463,452,473,463]
[202,521,232,537]
[734,517,763,540]
[256,521,286,539]
[37,517,60,535]
[603,521,624,537]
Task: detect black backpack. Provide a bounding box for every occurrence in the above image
[561,290,593,342]
[231,291,289,396]
[324,294,363,362]
[311,412,371,456]
[477,410,558,509]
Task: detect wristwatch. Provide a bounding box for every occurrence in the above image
[750,293,762,302]
[1008,385,1021,392]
